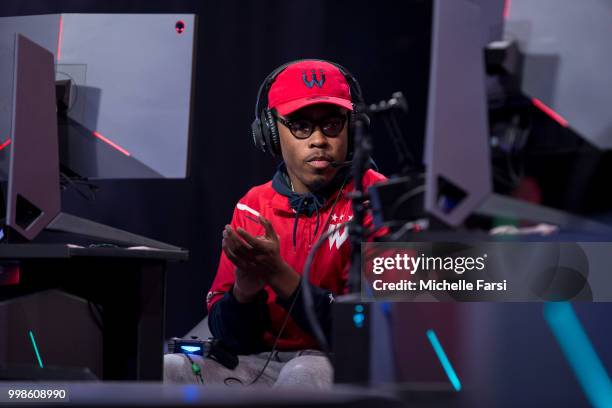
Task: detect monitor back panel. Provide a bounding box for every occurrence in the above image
[0,14,196,179]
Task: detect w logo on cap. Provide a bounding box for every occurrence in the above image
[302,69,325,88]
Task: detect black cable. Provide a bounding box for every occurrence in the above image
[301,221,351,357]
[301,211,430,356]
[250,175,349,384]
[60,172,98,201]
[300,217,397,356]
[382,115,410,169]
[390,111,416,167]
[298,173,352,354]
[492,167,519,190]
[388,185,425,221]
[249,285,301,385]
[183,353,205,384]
[379,219,429,242]
[380,110,416,174]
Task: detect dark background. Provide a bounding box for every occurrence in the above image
[0,0,432,337]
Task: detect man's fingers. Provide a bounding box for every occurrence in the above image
[225,226,255,255]
[225,225,253,248]
[258,216,277,240]
[223,231,248,260]
[236,227,263,249]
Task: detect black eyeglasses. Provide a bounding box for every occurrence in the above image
[275,112,348,139]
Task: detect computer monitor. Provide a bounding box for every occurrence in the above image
[423,0,612,233]
[505,0,612,149]
[0,13,196,179]
[0,32,180,248]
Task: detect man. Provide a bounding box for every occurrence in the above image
[164,59,386,387]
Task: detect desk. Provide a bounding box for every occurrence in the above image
[0,244,188,381]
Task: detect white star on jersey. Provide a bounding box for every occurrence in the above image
[332,214,338,222]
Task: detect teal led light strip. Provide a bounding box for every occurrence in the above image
[426,329,461,391]
[544,303,612,408]
[28,330,44,368]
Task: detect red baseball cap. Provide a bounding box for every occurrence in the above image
[267,60,354,116]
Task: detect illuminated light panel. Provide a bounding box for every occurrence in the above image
[180,345,202,353]
[544,303,612,408]
[532,97,569,128]
[0,139,11,152]
[426,329,462,392]
[57,15,64,63]
[92,131,131,156]
[29,330,44,368]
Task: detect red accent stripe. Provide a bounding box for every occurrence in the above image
[92,132,131,156]
[57,15,64,63]
[0,139,11,152]
[503,0,511,19]
[532,98,569,128]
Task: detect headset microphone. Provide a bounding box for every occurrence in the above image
[332,158,379,171]
[331,160,353,168]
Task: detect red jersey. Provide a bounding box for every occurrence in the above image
[206,169,387,350]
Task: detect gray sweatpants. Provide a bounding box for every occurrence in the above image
[164,350,333,389]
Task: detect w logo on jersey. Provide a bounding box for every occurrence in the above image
[328,223,349,250]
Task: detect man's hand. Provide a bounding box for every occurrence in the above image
[222,222,266,303]
[222,216,300,300]
[232,267,265,303]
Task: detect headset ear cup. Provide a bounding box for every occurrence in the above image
[251,118,266,153]
[264,108,281,157]
[360,112,371,128]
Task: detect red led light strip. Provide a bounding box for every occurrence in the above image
[503,0,511,19]
[57,15,64,63]
[0,139,11,152]
[532,98,569,128]
[92,132,131,156]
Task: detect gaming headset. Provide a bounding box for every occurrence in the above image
[251,59,369,159]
